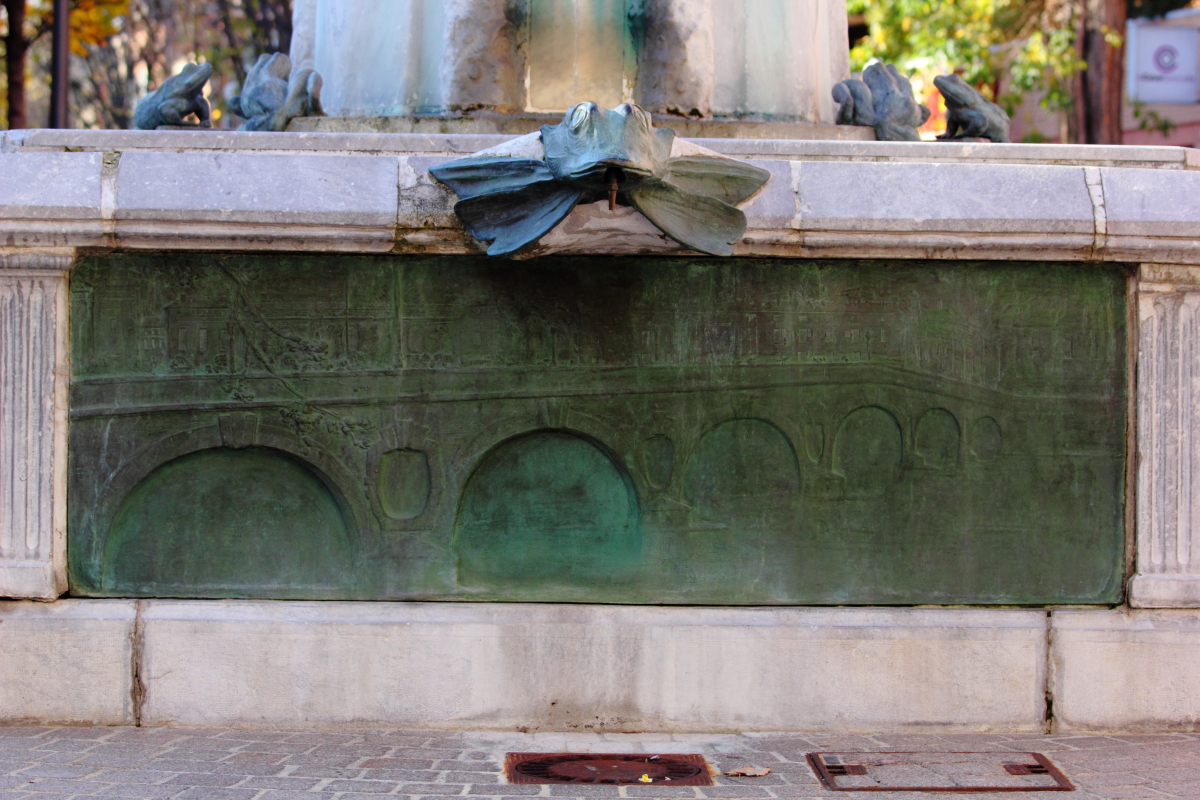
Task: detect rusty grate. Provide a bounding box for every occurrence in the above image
[505,752,713,785]
[807,752,1074,792]
[826,763,869,776]
[1005,763,1053,776]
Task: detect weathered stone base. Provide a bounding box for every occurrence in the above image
[0,600,1196,732]
[285,114,875,141]
[1129,575,1200,608]
[1053,610,1200,731]
[0,600,134,725]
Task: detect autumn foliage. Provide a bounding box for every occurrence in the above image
[1,0,128,127]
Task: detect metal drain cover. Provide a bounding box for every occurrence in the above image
[505,752,713,785]
[807,752,1073,792]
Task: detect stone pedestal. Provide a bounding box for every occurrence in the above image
[0,254,69,600]
[1131,264,1200,607]
[293,0,849,121]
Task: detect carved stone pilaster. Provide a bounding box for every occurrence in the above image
[1132,264,1200,607]
[0,256,69,599]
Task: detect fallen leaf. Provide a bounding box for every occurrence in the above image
[725,766,771,777]
[639,773,653,783]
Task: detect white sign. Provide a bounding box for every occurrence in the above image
[1134,26,1198,104]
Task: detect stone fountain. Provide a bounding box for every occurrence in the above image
[0,0,1198,737]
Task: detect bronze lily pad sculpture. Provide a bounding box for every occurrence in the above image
[429,102,771,257]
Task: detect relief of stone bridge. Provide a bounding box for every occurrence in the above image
[65,254,1127,606]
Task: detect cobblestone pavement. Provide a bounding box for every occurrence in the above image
[0,728,1195,800]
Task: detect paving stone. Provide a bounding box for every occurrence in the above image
[75,758,156,771]
[40,731,110,742]
[0,762,39,776]
[30,741,103,753]
[402,784,468,795]
[276,754,362,767]
[213,763,291,776]
[1070,789,1166,800]
[321,779,399,793]
[102,734,186,747]
[94,785,184,799]
[14,766,98,779]
[147,751,229,763]
[163,772,245,787]
[25,754,84,766]
[468,786,541,796]
[231,776,322,791]
[623,787,697,797]
[390,749,469,760]
[145,761,228,773]
[546,787,622,797]
[357,737,431,749]
[171,788,259,800]
[282,766,365,779]
[20,777,102,793]
[698,788,773,798]
[308,746,391,758]
[211,732,293,742]
[433,761,492,771]
[445,772,501,784]
[761,789,821,799]
[359,759,436,770]
[360,770,439,781]
[234,743,309,754]
[710,777,785,786]
[85,770,176,785]
[278,734,362,746]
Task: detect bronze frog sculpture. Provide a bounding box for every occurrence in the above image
[229,53,323,132]
[430,102,770,257]
[934,74,1011,143]
[134,62,213,129]
[833,63,930,141]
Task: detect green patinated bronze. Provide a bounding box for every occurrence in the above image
[69,254,1128,604]
[429,102,771,256]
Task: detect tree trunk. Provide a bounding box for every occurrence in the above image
[1078,0,1126,144]
[3,0,27,129]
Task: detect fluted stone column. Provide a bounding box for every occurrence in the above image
[442,0,524,113]
[0,253,69,600]
[1131,264,1200,607]
[637,0,714,118]
[288,0,317,75]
